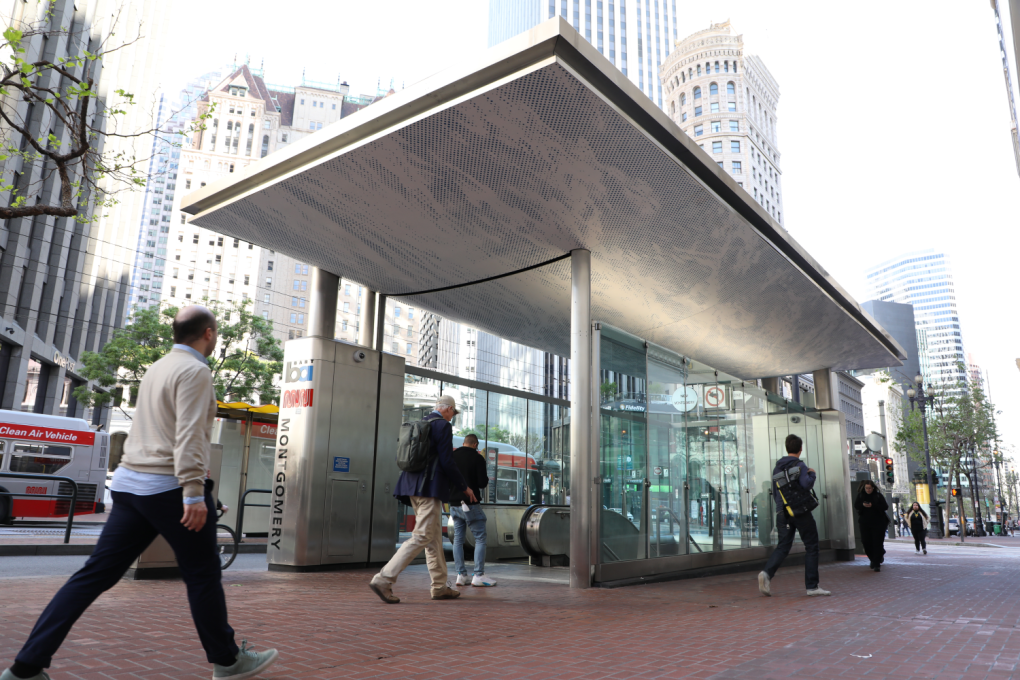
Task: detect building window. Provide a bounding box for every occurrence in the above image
[290,313,296,323]
[693,86,701,99]
[300,99,305,105]
[185,179,191,189]
[394,306,401,318]
[709,82,718,95]
[344,302,350,313]
[681,112,687,122]
[264,293,270,303]
[710,103,719,113]
[717,161,724,168]
[727,82,736,95]
[267,261,274,271]
[262,311,269,319]
[712,141,722,153]
[694,106,702,116]
[170,286,176,297]
[697,65,702,77]
[265,277,272,287]
[193,234,199,244]
[298,314,304,324]
[332,103,336,110]
[408,308,414,320]
[292,297,298,307]
[344,284,351,295]
[728,102,737,112]
[711,121,721,133]
[406,343,412,354]
[693,125,703,136]
[261,135,269,158]
[731,141,741,153]
[729,120,739,132]
[341,319,348,331]
[244,275,250,285]
[680,93,686,106]
[732,161,742,173]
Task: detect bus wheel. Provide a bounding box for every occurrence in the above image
[0,492,11,525]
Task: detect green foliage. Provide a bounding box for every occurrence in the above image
[71,301,284,415]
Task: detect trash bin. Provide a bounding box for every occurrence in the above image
[994,523,1002,536]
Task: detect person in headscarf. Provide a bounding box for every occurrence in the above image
[906,502,929,555]
[854,479,889,571]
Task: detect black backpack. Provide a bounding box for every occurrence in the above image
[396,416,438,473]
[772,460,818,517]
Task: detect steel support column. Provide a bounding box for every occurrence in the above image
[569,248,592,589]
[307,268,339,339]
[359,288,377,348]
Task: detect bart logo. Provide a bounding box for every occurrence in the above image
[285,362,313,384]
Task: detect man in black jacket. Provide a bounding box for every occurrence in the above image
[758,434,831,598]
[450,434,495,587]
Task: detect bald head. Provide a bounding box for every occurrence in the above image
[172,305,217,355]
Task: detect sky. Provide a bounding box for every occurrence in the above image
[158,1,1020,456]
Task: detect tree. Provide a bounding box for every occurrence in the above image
[72,300,284,416]
[1,12,210,221]
[893,376,999,539]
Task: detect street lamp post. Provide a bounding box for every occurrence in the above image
[907,374,941,538]
[969,445,986,537]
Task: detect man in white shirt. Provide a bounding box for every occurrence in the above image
[2,306,278,680]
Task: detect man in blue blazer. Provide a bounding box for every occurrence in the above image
[369,395,477,603]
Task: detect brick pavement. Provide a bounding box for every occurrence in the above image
[3,541,1020,679]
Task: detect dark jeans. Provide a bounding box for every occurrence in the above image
[16,489,238,669]
[860,525,886,566]
[912,528,927,551]
[763,510,820,590]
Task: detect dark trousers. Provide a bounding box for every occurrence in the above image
[16,489,238,669]
[912,528,927,551]
[763,510,820,590]
[860,525,886,566]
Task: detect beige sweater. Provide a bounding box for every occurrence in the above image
[122,348,216,498]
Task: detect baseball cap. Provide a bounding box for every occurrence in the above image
[436,394,459,415]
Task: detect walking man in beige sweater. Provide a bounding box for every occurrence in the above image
[2,306,278,680]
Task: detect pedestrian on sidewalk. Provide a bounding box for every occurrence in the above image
[369,395,478,604]
[757,434,830,597]
[907,502,929,555]
[1,306,278,680]
[449,434,496,588]
[854,480,889,571]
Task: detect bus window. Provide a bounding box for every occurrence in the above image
[10,443,72,474]
[496,468,519,503]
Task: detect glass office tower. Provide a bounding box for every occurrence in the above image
[488,0,678,108]
[865,250,967,390]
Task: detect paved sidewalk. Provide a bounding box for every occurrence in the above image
[3,541,1020,679]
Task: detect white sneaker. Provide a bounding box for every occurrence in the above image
[471,574,497,587]
[806,587,831,597]
[757,571,771,597]
[455,574,471,586]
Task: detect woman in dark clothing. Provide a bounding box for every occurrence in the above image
[907,502,929,555]
[854,480,889,571]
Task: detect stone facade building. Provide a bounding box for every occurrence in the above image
[659,21,784,226]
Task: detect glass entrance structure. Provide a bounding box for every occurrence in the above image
[595,324,846,582]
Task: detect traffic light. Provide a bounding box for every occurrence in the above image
[951,488,962,497]
[884,458,895,484]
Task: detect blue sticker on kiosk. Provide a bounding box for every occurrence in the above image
[332,457,350,472]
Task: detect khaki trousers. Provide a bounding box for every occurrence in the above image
[374,496,447,593]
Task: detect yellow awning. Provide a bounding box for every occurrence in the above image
[217,400,279,414]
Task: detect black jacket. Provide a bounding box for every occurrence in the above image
[448,446,489,505]
[854,488,889,528]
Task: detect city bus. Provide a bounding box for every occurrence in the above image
[0,410,109,523]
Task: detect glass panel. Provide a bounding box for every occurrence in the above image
[397,375,443,545]
[212,417,246,529]
[599,329,647,563]
[529,400,568,505]
[737,383,769,546]
[801,410,827,540]
[765,400,790,544]
[647,357,687,557]
[480,392,529,505]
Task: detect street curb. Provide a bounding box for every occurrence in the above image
[887,539,1003,548]
[0,543,269,557]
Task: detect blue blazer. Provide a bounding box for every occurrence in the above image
[393,412,468,506]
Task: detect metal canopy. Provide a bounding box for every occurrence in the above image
[183,18,904,379]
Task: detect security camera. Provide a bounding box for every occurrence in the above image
[352,350,367,363]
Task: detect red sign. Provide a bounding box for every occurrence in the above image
[281,388,313,410]
[26,486,47,494]
[240,422,278,440]
[0,423,94,445]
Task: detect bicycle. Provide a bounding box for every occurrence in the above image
[215,505,239,570]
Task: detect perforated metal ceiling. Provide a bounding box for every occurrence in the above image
[186,20,902,379]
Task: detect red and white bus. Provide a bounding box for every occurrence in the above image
[0,410,109,523]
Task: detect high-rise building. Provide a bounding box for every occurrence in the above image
[159,65,393,346]
[488,0,679,107]
[659,22,784,226]
[0,0,167,426]
[858,299,921,387]
[865,250,968,389]
[991,0,1020,177]
[126,68,228,318]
